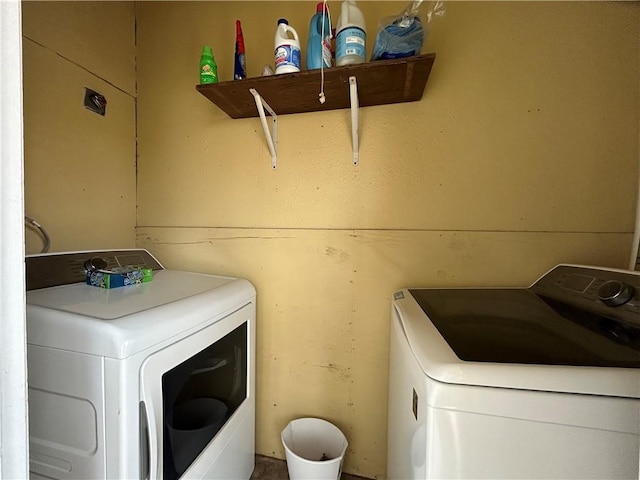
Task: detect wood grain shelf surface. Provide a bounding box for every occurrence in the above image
[196,53,436,119]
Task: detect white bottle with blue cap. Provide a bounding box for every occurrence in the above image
[274,18,301,74]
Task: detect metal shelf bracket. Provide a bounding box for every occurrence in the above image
[349,76,359,166]
[250,88,278,169]
[250,80,357,168]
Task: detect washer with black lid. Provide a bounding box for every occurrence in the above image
[387,264,640,480]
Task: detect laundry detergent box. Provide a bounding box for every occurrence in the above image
[86,267,153,289]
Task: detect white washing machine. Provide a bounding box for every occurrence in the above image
[388,264,640,479]
[26,249,256,480]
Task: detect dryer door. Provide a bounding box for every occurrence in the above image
[139,304,251,480]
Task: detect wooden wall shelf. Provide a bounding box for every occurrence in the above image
[196,53,436,119]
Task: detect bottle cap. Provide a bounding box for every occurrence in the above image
[277,18,289,25]
[316,2,326,13]
[202,45,213,56]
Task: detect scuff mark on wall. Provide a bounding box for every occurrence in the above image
[313,363,352,382]
[322,246,350,262]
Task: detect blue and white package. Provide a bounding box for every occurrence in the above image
[371,0,445,61]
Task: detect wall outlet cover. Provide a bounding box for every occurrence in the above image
[84,88,107,116]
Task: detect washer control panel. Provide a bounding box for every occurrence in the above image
[532,265,640,324]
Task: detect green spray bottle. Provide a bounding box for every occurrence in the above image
[200,45,218,84]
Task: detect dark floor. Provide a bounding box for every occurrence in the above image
[251,454,370,480]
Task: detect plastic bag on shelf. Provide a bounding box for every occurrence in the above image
[371,0,445,61]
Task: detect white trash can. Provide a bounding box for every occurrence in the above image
[281,417,348,480]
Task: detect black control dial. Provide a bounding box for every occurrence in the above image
[84,257,108,272]
[597,280,635,307]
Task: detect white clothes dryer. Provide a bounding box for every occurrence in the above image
[26,249,256,480]
[388,264,640,479]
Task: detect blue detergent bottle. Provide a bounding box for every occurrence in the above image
[306,2,332,70]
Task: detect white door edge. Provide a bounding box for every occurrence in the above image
[0,1,29,478]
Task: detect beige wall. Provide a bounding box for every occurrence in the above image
[135,2,639,478]
[22,1,136,253]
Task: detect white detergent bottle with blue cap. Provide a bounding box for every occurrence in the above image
[274,18,301,74]
[336,0,366,66]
